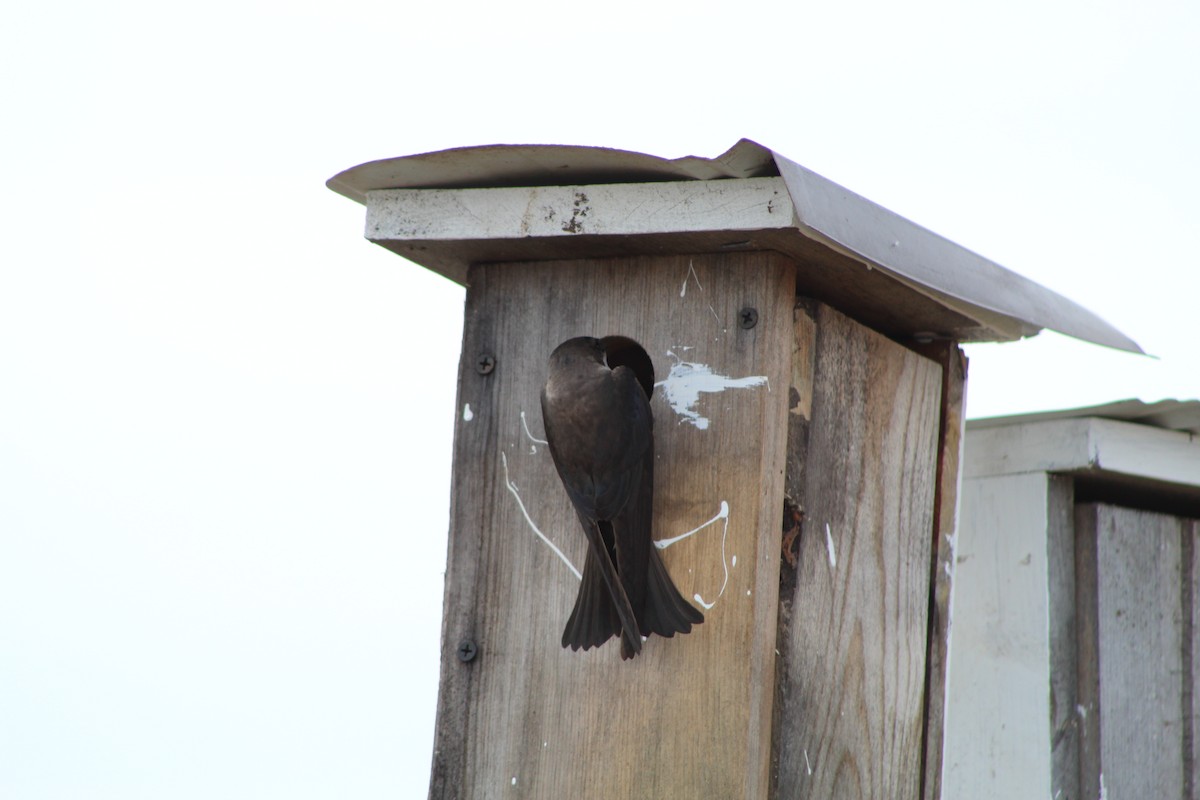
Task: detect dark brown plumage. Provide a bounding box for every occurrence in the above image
[540,336,703,660]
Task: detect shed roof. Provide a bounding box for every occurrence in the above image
[329,139,1141,353]
[965,399,1200,511]
[969,399,1200,436]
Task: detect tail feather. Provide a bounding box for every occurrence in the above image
[561,546,622,652]
[637,546,704,639]
[561,532,702,657]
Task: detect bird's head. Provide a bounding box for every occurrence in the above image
[548,337,608,370]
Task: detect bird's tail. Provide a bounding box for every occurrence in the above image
[638,546,704,639]
[561,545,642,658]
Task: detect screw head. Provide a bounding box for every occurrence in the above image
[475,354,496,375]
[456,639,478,663]
[739,307,759,330]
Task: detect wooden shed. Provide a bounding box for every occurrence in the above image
[944,399,1200,800]
[328,140,1141,800]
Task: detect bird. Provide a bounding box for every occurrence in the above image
[540,336,704,660]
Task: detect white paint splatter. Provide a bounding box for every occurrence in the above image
[731,555,737,567]
[1076,704,1088,720]
[676,262,722,323]
[655,351,769,430]
[520,409,548,453]
[803,748,813,776]
[655,501,729,549]
[680,259,703,298]
[825,522,837,569]
[511,776,517,786]
[1099,772,1107,800]
[462,403,474,421]
[697,509,731,608]
[654,502,731,610]
[500,451,581,579]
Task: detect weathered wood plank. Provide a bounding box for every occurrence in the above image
[1092,504,1188,799]
[1186,519,1198,800]
[1046,476,1079,800]
[771,300,818,795]
[963,418,1095,479]
[427,264,503,800]
[1075,503,1103,800]
[431,252,794,799]
[943,473,1055,799]
[914,342,967,800]
[965,417,1200,488]
[773,302,942,799]
[1091,419,1200,488]
[368,178,791,242]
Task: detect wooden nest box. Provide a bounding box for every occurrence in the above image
[329,140,1140,800]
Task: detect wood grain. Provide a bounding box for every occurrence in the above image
[773,302,942,799]
[1189,519,1198,800]
[1046,476,1079,800]
[1091,504,1189,799]
[368,178,789,242]
[430,252,794,799]
[1075,503,1102,800]
[965,416,1200,488]
[1187,519,1197,800]
[914,342,967,800]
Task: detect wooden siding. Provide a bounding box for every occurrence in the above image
[772,302,943,799]
[1076,503,1198,800]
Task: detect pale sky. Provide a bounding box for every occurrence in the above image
[2,1,1197,797]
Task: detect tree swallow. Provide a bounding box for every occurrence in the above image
[541,336,703,660]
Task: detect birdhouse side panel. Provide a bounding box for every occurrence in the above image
[773,302,943,799]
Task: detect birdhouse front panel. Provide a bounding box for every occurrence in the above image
[431,252,795,799]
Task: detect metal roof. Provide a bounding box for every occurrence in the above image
[969,399,1200,436]
[329,139,1142,353]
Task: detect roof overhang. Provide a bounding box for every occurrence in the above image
[329,139,1142,353]
[969,398,1200,436]
[964,399,1200,511]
